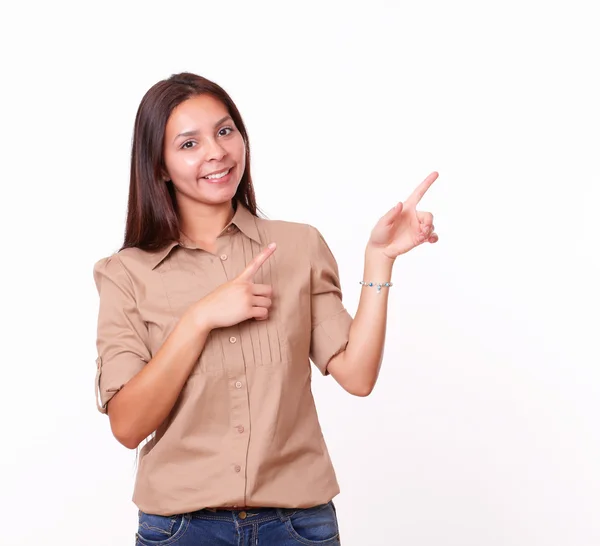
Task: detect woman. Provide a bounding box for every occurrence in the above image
[93,72,438,545]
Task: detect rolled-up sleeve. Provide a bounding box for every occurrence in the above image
[307,225,353,376]
[93,254,151,414]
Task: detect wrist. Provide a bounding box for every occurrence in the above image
[184,302,214,335]
[364,244,395,268]
[363,248,394,288]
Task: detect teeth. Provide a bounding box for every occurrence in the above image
[205,169,230,180]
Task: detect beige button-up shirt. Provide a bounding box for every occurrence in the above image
[93,201,353,516]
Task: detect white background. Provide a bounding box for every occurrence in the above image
[1,1,598,545]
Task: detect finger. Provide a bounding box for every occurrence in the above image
[251,307,269,320]
[417,211,434,225]
[406,171,438,206]
[252,284,273,297]
[380,202,403,225]
[252,296,272,308]
[428,233,439,243]
[238,243,276,281]
[419,223,434,242]
[420,222,434,235]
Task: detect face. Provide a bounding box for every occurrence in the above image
[162,94,246,208]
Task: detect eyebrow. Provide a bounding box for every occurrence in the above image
[173,115,233,142]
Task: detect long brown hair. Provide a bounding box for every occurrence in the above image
[121,72,260,252]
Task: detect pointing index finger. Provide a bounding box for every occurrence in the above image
[406,171,439,206]
[239,243,277,281]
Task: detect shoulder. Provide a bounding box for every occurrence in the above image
[115,246,167,277]
[93,252,123,280]
[256,217,329,258]
[92,252,129,294]
[92,247,157,293]
[256,217,337,268]
[256,216,323,244]
[95,246,164,272]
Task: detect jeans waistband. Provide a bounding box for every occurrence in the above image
[188,506,303,525]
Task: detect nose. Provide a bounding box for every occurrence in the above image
[204,137,226,161]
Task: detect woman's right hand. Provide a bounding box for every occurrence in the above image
[190,243,277,331]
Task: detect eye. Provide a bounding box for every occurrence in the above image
[218,126,234,137]
[181,140,196,150]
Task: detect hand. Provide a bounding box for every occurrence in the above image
[368,171,439,260]
[191,243,277,331]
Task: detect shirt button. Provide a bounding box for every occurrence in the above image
[220,254,228,261]
[237,425,244,433]
[229,336,237,344]
[234,465,241,473]
[235,381,242,389]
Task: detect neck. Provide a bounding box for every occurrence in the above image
[179,199,236,248]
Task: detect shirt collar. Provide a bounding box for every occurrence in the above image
[230,199,262,245]
[149,201,261,270]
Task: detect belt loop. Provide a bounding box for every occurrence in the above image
[276,507,288,522]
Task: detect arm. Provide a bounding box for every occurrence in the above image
[95,245,276,449]
[327,247,393,397]
[106,311,210,449]
[93,254,208,450]
[328,172,440,396]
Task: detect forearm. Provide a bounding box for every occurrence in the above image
[108,309,210,449]
[330,245,394,396]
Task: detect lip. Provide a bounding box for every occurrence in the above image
[203,167,234,185]
[202,166,232,179]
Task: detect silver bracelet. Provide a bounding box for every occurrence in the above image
[359,281,393,294]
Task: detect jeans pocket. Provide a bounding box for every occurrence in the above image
[136,511,189,545]
[284,502,340,545]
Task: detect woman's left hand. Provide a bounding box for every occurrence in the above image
[368,171,439,260]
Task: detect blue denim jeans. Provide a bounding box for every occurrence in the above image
[135,501,341,545]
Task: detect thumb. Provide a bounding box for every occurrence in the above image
[238,243,277,281]
[381,202,403,225]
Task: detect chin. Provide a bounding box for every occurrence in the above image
[201,186,240,206]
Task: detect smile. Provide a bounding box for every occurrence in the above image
[203,167,232,180]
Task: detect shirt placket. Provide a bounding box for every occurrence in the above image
[216,235,251,506]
